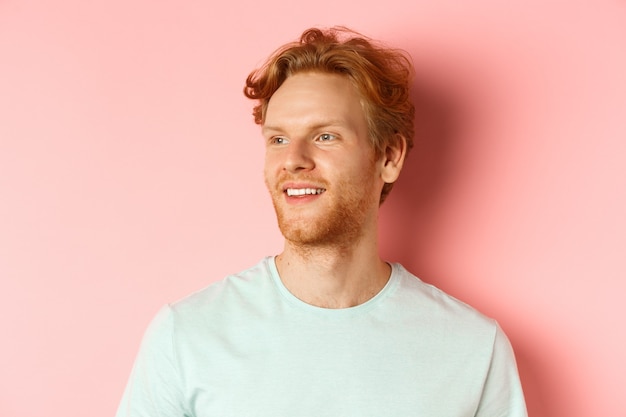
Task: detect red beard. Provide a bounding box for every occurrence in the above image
[266,170,378,248]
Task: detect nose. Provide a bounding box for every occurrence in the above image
[283,139,315,173]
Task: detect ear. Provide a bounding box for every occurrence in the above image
[380,134,407,184]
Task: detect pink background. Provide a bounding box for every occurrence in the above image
[1,1,625,416]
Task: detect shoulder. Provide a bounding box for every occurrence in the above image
[389,263,499,337]
[132,258,277,358]
[162,257,276,323]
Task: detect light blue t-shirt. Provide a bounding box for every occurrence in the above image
[117,257,527,417]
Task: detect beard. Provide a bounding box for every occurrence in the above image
[266,171,379,249]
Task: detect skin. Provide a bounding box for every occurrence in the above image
[262,72,407,309]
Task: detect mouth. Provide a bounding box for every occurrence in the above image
[285,188,326,196]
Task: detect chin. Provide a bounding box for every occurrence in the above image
[277,217,324,245]
[278,214,363,247]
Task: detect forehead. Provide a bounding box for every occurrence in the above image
[263,72,367,133]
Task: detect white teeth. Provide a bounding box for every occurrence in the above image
[286,188,324,196]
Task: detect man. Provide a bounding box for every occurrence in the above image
[117,27,527,416]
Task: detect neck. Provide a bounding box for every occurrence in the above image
[275,233,390,309]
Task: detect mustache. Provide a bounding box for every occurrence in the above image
[274,173,329,189]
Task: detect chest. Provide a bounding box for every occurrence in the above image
[178,320,486,417]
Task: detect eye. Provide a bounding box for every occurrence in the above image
[317,133,337,142]
[269,136,289,145]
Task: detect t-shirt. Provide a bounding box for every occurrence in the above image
[116,257,527,417]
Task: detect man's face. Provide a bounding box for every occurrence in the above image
[262,72,385,247]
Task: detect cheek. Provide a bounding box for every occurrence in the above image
[263,155,275,178]
[352,156,384,191]
[264,150,281,170]
[263,156,281,192]
[263,168,274,191]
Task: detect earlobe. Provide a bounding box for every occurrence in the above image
[381,134,407,184]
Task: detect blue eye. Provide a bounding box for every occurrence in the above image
[317,133,337,142]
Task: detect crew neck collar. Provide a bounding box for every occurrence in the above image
[265,256,400,316]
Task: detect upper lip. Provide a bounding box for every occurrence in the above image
[281,182,326,192]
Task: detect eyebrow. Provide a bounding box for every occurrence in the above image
[262,120,349,135]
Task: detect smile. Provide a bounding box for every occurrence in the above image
[286,188,325,196]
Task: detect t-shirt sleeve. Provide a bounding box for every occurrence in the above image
[474,323,528,417]
[115,305,190,417]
